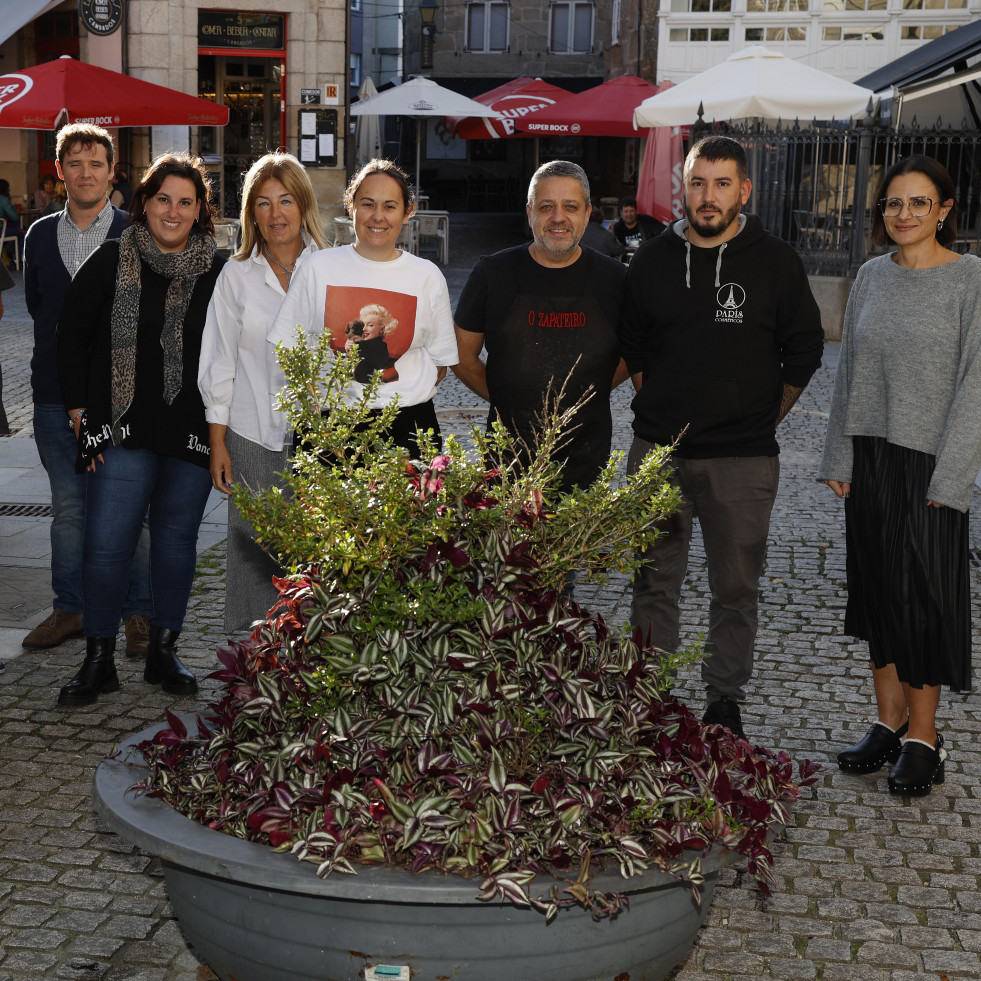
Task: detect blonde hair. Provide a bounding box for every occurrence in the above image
[359,303,398,336]
[236,152,327,260]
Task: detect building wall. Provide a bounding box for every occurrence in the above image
[658,0,981,85]
[126,0,349,211]
[362,0,403,88]
[403,0,614,82]
[606,0,659,80]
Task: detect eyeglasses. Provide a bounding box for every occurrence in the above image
[877,196,936,218]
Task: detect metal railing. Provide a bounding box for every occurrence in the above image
[728,121,981,277]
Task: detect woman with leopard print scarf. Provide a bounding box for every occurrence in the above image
[56,152,225,710]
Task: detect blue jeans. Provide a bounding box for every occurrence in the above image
[82,445,212,637]
[34,403,151,617]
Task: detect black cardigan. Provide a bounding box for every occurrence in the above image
[57,238,225,470]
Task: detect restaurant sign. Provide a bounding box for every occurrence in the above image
[198,12,285,52]
[79,0,123,37]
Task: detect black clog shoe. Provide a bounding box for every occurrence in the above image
[837,721,909,773]
[887,735,946,797]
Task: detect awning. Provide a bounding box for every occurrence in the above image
[856,20,981,93]
[856,21,981,129]
[0,0,62,47]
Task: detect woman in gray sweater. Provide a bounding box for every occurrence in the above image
[819,155,981,797]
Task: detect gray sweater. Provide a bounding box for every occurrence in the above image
[818,252,981,512]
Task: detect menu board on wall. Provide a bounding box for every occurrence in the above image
[298,109,338,168]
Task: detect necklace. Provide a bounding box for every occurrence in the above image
[264,243,303,284]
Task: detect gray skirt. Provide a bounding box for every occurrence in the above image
[224,428,289,635]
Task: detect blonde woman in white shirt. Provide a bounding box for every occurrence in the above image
[199,152,327,634]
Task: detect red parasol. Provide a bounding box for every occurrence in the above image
[515,74,658,138]
[636,81,686,224]
[0,57,229,130]
[445,77,573,140]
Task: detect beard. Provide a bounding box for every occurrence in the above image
[533,226,579,259]
[685,200,741,240]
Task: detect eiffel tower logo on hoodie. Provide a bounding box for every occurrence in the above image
[716,282,746,324]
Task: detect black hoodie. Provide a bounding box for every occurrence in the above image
[617,215,823,458]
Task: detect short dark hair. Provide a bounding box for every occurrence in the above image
[344,158,415,215]
[619,196,638,210]
[870,154,957,248]
[55,123,115,167]
[130,152,216,238]
[684,136,747,183]
[0,179,9,198]
[527,160,590,209]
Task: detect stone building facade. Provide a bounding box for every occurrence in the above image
[0,0,350,220]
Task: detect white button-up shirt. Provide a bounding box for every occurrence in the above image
[198,240,319,450]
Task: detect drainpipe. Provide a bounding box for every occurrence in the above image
[636,0,642,76]
[345,0,353,180]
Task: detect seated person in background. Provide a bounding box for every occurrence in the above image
[0,259,14,437]
[613,196,665,251]
[32,174,55,212]
[580,198,626,259]
[110,168,133,210]
[0,179,25,264]
[41,181,67,216]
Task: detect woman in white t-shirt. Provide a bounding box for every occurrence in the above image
[270,159,458,456]
[198,152,328,633]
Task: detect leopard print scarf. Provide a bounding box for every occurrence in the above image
[109,222,216,441]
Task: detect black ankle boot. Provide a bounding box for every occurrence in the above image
[837,721,909,773]
[888,735,946,797]
[144,626,198,697]
[58,637,120,707]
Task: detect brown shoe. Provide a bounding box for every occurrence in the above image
[23,609,84,649]
[124,615,151,658]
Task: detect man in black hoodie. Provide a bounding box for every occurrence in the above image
[618,136,824,739]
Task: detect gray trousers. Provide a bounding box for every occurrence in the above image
[628,437,779,703]
[224,428,289,635]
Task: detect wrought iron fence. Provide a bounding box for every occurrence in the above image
[729,122,981,277]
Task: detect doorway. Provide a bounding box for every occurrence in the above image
[199,55,283,217]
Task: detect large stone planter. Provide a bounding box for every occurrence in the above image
[94,722,732,981]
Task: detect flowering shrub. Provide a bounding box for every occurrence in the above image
[137,331,818,919]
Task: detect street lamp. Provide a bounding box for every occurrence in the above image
[420,0,438,71]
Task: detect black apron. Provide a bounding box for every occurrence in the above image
[485,272,619,491]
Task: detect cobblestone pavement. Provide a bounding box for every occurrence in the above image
[2,218,981,980]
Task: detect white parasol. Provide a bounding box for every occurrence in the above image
[350,77,502,194]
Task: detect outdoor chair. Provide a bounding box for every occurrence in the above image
[416,211,449,264]
[332,217,354,246]
[213,219,240,255]
[396,217,419,255]
[0,219,21,271]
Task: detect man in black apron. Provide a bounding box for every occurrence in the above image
[453,160,628,493]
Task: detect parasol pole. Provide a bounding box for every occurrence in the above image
[415,117,423,200]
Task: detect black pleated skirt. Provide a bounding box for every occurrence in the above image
[844,436,971,691]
